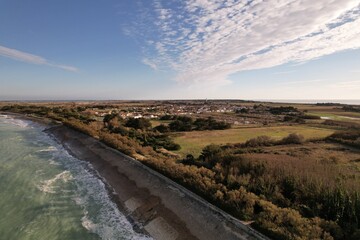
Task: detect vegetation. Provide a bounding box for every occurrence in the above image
[181,136,360,239]
[173,126,335,157]
[269,106,299,115]
[2,102,360,240]
[162,115,231,132]
[343,106,360,113]
[327,130,360,149]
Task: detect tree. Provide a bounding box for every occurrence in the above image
[199,144,223,168]
[125,118,152,130]
[154,124,170,133]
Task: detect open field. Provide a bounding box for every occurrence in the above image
[173,125,335,157]
[308,111,360,122]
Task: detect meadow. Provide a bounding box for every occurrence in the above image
[308,111,360,122]
[172,125,335,157]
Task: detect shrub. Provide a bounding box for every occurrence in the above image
[245,136,275,147]
[300,115,321,120]
[125,117,152,130]
[154,124,170,133]
[254,200,332,240]
[280,133,305,144]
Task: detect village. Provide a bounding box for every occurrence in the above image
[78,100,292,126]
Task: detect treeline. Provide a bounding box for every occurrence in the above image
[3,104,360,239]
[269,106,299,115]
[103,113,180,151]
[342,106,360,113]
[156,115,231,132]
[323,120,360,130]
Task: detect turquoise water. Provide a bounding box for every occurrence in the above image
[0,115,151,240]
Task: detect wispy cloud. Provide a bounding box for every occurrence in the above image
[279,79,326,85]
[272,70,296,75]
[0,45,78,72]
[331,80,360,89]
[134,0,360,85]
[142,58,158,70]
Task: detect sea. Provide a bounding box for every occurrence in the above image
[257,99,360,105]
[0,114,151,240]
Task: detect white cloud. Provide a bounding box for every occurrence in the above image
[272,70,296,75]
[279,79,326,85]
[142,58,158,70]
[140,0,360,85]
[331,80,360,89]
[0,45,78,72]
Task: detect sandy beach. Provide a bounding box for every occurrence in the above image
[43,124,270,240]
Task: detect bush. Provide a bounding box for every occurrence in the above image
[280,133,305,144]
[254,201,332,240]
[154,124,170,133]
[125,117,152,130]
[269,106,299,115]
[245,136,275,147]
[300,115,321,120]
[159,115,175,120]
[329,131,360,141]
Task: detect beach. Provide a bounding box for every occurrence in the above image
[45,124,269,240]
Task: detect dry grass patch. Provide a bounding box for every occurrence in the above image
[173,125,335,157]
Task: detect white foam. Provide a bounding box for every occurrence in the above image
[37,171,73,193]
[48,159,61,165]
[32,128,152,240]
[82,213,97,231]
[0,114,31,128]
[37,146,57,152]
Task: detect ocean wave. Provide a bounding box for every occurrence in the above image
[0,114,31,128]
[68,165,151,240]
[48,159,61,165]
[37,171,73,194]
[36,129,152,240]
[37,146,57,152]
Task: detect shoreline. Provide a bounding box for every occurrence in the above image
[3,112,269,240]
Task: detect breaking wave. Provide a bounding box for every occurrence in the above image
[37,130,152,239]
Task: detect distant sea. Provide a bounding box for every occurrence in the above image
[0,115,151,240]
[258,100,360,105]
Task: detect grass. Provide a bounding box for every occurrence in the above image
[242,142,360,192]
[172,125,335,157]
[308,111,360,122]
[150,120,171,127]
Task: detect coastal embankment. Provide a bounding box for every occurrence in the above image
[45,124,269,240]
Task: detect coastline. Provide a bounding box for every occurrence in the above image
[3,112,270,240]
[46,125,269,240]
[0,111,59,127]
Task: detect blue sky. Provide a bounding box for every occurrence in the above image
[1,0,360,100]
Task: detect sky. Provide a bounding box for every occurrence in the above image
[1,0,360,100]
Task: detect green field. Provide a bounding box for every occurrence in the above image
[173,125,335,157]
[308,111,360,122]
